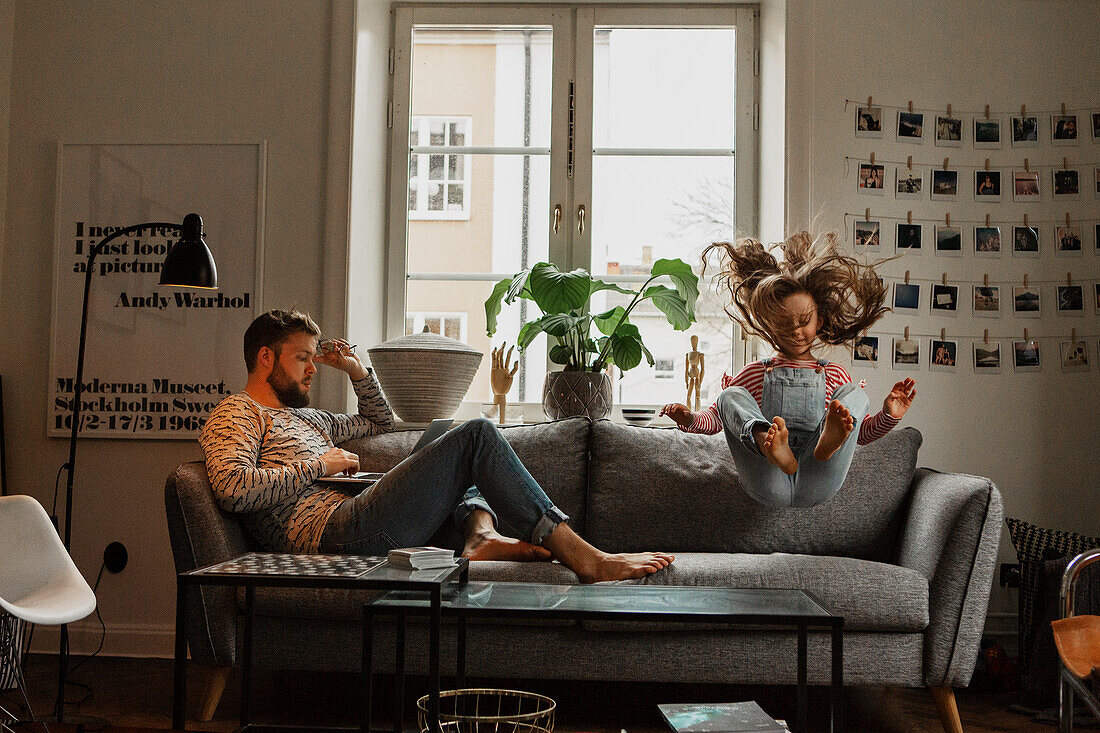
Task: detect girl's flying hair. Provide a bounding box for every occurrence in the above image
[702,231,889,354]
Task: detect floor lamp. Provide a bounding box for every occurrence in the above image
[55,212,217,723]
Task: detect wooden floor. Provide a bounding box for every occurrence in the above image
[2,654,1058,732]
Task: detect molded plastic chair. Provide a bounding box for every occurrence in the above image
[1056,548,1100,733]
[0,494,96,730]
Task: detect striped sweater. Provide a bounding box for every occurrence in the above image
[681,358,899,444]
[199,372,394,553]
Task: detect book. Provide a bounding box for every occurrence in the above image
[658,702,785,733]
[387,547,455,570]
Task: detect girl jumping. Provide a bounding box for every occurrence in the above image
[660,231,916,508]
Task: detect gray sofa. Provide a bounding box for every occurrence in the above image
[165,417,1003,730]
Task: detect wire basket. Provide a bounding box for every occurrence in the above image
[416,688,556,733]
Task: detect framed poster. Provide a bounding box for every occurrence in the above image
[48,143,265,439]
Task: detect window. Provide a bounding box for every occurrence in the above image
[385,5,757,407]
[406,312,468,342]
[409,117,472,219]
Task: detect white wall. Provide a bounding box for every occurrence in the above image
[782,0,1100,632]
[0,0,351,655]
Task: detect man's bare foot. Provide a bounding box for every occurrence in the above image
[814,400,854,462]
[574,551,676,583]
[758,417,798,475]
[462,530,552,562]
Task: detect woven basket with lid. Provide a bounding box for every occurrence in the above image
[368,329,482,422]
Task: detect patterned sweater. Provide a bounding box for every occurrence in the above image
[680,358,899,444]
[199,372,394,552]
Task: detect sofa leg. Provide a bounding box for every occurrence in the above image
[197,665,231,722]
[930,685,964,733]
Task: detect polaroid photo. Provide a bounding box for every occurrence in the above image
[973,118,1001,149]
[1012,170,1041,201]
[931,283,959,314]
[974,171,1001,201]
[935,225,962,256]
[1095,168,1100,198]
[896,222,922,251]
[929,339,958,372]
[973,341,1001,373]
[892,338,920,370]
[1012,226,1040,257]
[897,111,924,142]
[973,285,1000,316]
[975,226,1002,256]
[853,336,880,364]
[930,169,959,200]
[895,168,923,199]
[1093,113,1100,140]
[1013,340,1041,373]
[1057,284,1084,315]
[1013,285,1041,317]
[1056,226,1082,256]
[854,219,881,249]
[1053,169,1079,198]
[1095,223,1100,251]
[1011,115,1039,146]
[1051,114,1078,144]
[1061,340,1089,372]
[934,115,962,147]
[856,106,883,137]
[893,282,921,312]
[858,163,885,195]
[1095,283,1100,310]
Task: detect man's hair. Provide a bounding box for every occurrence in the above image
[243,309,321,372]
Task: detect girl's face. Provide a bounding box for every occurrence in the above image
[777,291,819,359]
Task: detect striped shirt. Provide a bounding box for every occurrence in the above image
[199,372,394,553]
[680,358,899,444]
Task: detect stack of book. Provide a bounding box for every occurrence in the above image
[658,702,787,732]
[387,546,456,570]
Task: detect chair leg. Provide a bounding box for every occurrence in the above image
[930,685,964,733]
[197,664,232,722]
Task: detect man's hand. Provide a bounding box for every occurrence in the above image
[315,338,368,380]
[319,447,360,476]
[659,403,694,429]
[883,377,916,419]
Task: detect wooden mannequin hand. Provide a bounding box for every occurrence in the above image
[491,343,519,396]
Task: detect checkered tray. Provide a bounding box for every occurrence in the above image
[193,552,386,579]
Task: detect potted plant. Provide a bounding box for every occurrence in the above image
[485,259,699,419]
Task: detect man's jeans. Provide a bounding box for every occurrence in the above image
[319,418,569,555]
[717,382,869,508]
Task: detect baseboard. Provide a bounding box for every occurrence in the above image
[28,622,176,659]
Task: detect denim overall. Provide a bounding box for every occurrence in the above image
[716,358,869,508]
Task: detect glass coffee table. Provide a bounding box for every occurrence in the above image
[365,582,843,733]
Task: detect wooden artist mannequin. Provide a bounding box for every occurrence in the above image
[685,334,705,411]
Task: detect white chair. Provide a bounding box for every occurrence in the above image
[0,495,96,731]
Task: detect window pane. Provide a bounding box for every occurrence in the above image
[448,154,464,180]
[447,184,464,210]
[590,155,735,406]
[411,27,553,148]
[448,121,466,146]
[429,154,445,180]
[428,182,444,210]
[429,120,446,146]
[593,27,735,149]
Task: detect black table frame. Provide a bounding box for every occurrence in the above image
[365,584,843,733]
[172,555,469,733]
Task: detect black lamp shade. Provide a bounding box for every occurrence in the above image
[160,213,217,288]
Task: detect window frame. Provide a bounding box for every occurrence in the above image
[408,115,474,220]
[384,4,760,401]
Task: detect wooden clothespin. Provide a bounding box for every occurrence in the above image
[865,207,871,222]
[1024,213,1030,228]
[983,329,989,344]
[868,96,873,108]
[946,103,953,117]
[1061,102,1067,116]
[1067,272,1072,286]
[984,104,990,119]
[1023,273,1029,288]
[904,270,910,284]
[940,327,946,341]
[908,100,914,113]
[1024,328,1029,341]
[1072,327,1077,342]
[904,326,910,340]
[907,155,913,170]
[1021,104,1027,118]
[946,212,951,227]
[942,272,948,286]
[907,211,913,225]
[870,152,875,166]
[983,273,989,287]
[985,158,990,171]
[1066,212,1072,228]
[943,157,949,171]
[985,213,991,227]
[1024,158,1030,172]
[1063,157,1068,171]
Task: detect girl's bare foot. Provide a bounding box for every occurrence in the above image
[575,551,676,583]
[758,417,798,475]
[462,529,552,562]
[814,400,854,461]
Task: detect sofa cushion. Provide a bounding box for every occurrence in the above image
[585,422,922,562]
[341,417,591,534]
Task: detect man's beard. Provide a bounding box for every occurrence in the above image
[267,363,310,408]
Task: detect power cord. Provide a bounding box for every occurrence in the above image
[63,562,107,714]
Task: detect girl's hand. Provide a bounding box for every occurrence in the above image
[315,339,368,380]
[883,378,916,419]
[660,403,694,428]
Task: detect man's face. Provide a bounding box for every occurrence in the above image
[266,331,318,408]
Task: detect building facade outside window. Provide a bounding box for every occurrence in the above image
[409,117,472,219]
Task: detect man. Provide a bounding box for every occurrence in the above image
[200,309,673,582]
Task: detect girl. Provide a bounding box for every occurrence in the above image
[660,232,916,508]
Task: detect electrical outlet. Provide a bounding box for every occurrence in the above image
[104,541,128,573]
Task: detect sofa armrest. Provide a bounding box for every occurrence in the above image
[897,467,1003,687]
